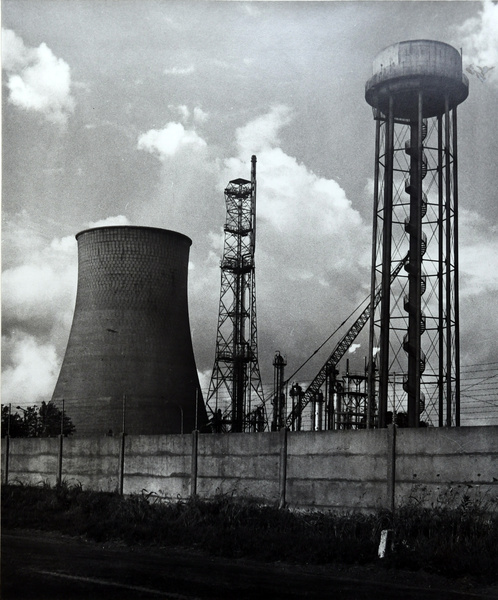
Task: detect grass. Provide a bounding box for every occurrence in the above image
[2,482,498,582]
[386,485,498,580]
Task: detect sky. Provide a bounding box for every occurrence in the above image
[2,0,498,424]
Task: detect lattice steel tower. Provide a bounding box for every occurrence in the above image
[365,40,468,428]
[207,156,265,432]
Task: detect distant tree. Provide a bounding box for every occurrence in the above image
[38,401,76,437]
[1,406,28,437]
[1,402,75,437]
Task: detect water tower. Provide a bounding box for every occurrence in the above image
[365,40,468,427]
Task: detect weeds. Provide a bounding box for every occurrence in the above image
[2,483,497,582]
[386,485,498,580]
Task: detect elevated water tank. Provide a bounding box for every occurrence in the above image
[52,226,208,436]
[365,39,469,119]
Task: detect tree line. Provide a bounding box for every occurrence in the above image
[1,401,75,437]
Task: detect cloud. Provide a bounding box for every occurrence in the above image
[137,122,207,159]
[166,105,208,126]
[456,0,498,86]
[2,28,75,124]
[1,213,131,406]
[87,215,131,229]
[224,105,367,274]
[2,104,370,410]
[197,369,212,395]
[135,104,371,384]
[459,209,498,296]
[168,104,190,123]
[193,107,209,124]
[1,213,77,405]
[1,333,60,406]
[234,104,293,154]
[2,214,77,334]
[220,106,371,378]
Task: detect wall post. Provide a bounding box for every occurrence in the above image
[278,428,288,509]
[386,424,396,512]
[190,430,199,497]
[4,404,11,485]
[118,432,126,495]
[56,434,64,486]
[4,435,10,485]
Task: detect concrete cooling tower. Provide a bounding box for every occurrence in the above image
[52,226,208,436]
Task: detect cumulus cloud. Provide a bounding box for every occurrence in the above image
[2,333,60,406]
[166,105,208,126]
[223,105,368,277]
[220,105,370,379]
[2,28,75,124]
[3,104,370,409]
[456,0,498,86]
[134,105,371,382]
[1,214,76,405]
[233,105,293,154]
[1,213,132,406]
[137,122,207,159]
[2,215,77,333]
[135,118,218,242]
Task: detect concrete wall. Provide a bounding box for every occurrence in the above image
[2,426,498,512]
[395,427,498,506]
[63,436,121,492]
[196,431,282,502]
[3,437,60,487]
[123,434,193,498]
[286,429,389,512]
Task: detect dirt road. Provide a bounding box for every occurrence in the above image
[2,530,497,600]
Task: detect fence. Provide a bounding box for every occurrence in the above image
[2,426,498,512]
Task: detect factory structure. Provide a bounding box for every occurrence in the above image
[51,39,469,436]
[51,226,207,436]
[205,156,266,433]
[365,40,468,430]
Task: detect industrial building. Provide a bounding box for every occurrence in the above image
[51,226,207,436]
[51,39,469,435]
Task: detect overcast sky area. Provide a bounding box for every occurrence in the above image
[2,1,498,424]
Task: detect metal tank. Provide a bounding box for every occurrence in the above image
[365,39,468,119]
[365,40,468,428]
[52,226,208,436]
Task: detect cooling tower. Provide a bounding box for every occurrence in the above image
[52,226,208,436]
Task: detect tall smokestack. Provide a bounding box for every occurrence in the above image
[52,226,208,436]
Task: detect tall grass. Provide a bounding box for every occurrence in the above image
[2,482,497,582]
[386,484,498,580]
